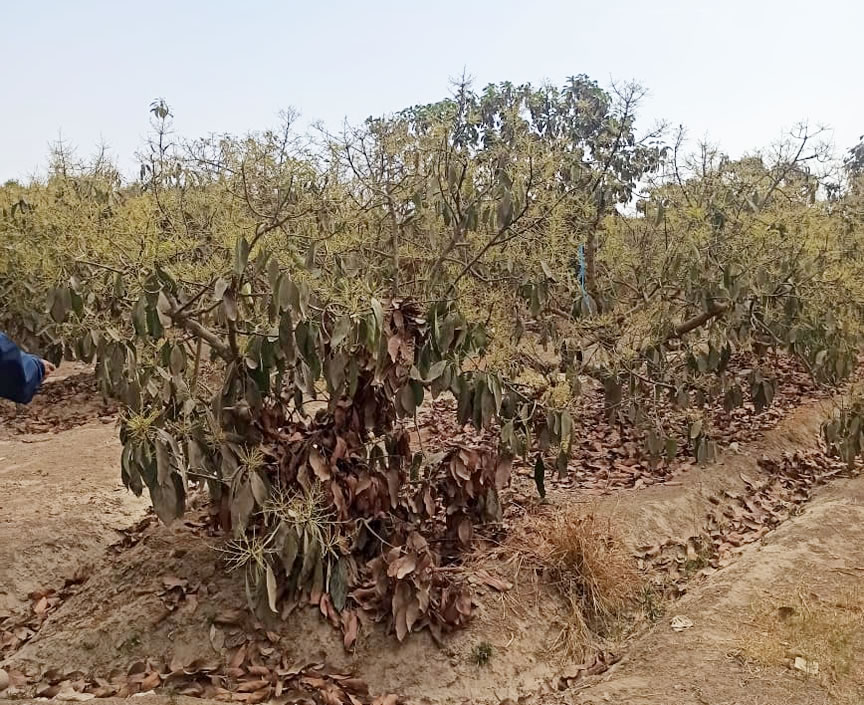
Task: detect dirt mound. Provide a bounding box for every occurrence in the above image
[2,377,861,705]
[6,507,570,704]
[570,472,864,705]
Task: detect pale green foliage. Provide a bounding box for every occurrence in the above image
[2,76,864,639]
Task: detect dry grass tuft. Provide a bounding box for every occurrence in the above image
[523,507,642,655]
[736,582,864,704]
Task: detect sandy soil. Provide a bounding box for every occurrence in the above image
[0,366,148,614]
[570,472,864,705]
[1,369,862,705]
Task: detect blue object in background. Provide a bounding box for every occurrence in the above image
[0,332,45,404]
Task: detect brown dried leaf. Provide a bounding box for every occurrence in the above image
[405,597,420,632]
[457,517,473,546]
[209,624,226,653]
[309,448,330,481]
[36,683,63,698]
[387,554,417,580]
[392,582,412,642]
[229,644,247,670]
[127,661,147,676]
[476,571,512,592]
[266,563,279,613]
[387,335,402,363]
[343,610,359,650]
[495,456,512,488]
[455,589,472,618]
[246,688,271,704]
[138,671,161,692]
[236,679,270,693]
[385,468,400,508]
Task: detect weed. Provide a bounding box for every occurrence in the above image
[639,585,664,623]
[119,633,142,652]
[736,583,864,702]
[526,508,642,656]
[541,510,641,626]
[471,641,493,666]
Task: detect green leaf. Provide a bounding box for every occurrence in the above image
[213,277,229,302]
[244,336,262,370]
[244,567,257,613]
[279,310,296,364]
[280,524,299,576]
[304,240,317,270]
[497,191,513,228]
[298,529,321,589]
[133,296,148,337]
[149,474,185,526]
[665,437,677,463]
[146,306,163,339]
[154,434,174,486]
[50,286,70,323]
[409,451,423,482]
[689,420,703,439]
[250,469,270,505]
[223,288,238,322]
[426,359,447,382]
[330,557,349,611]
[121,444,143,496]
[480,384,496,428]
[412,379,424,407]
[265,563,278,613]
[533,454,546,499]
[310,551,324,601]
[331,315,351,348]
[447,162,460,189]
[500,420,515,449]
[231,479,255,536]
[156,291,173,327]
[652,200,665,226]
[234,236,251,278]
[400,383,416,416]
[323,352,346,395]
[283,279,300,313]
[253,247,270,277]
[437,315,456,352]
[560,411,573,443]
[489,375,503,413]
[169,344,186,375]
[267,256,281,290]
[70,289,84,318]
[371,297,385,332]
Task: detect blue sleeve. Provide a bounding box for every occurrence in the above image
[0,333,45,404]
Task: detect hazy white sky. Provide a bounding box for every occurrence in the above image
[2,0,861,181]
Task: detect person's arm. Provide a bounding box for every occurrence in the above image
[0,333,49,404]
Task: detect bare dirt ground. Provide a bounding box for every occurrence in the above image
[2,366,863,705]
[570,473,864,705]
[0,364,148,615]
